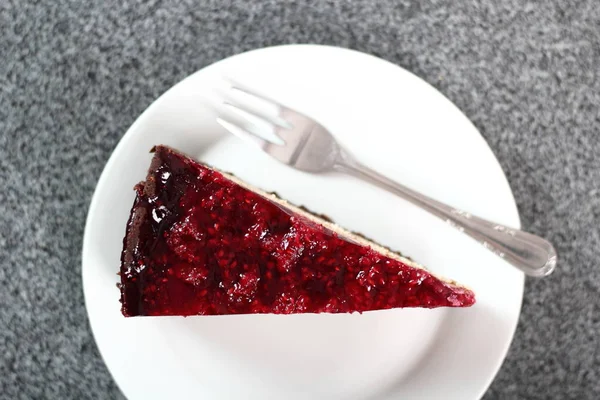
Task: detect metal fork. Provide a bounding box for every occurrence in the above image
[215,79,557,277]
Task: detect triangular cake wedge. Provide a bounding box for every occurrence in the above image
[119,145,475,316]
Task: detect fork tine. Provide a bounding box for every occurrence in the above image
[219,88,293,130]
[223,77,296,115]
[216,112,271,150]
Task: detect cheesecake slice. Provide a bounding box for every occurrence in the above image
[119,145,475,316]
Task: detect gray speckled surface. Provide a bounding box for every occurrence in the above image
[1,0,599,398]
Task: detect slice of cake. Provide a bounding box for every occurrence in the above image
[119,145,475,316]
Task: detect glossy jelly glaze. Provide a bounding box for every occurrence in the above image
[119,146,475,316]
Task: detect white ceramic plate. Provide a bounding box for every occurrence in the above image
[82,45,524,400]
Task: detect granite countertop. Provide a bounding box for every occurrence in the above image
[1,1,598,399]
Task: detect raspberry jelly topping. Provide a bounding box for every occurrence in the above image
[119,146,475,316]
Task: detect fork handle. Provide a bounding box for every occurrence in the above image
[333,151,556,277]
